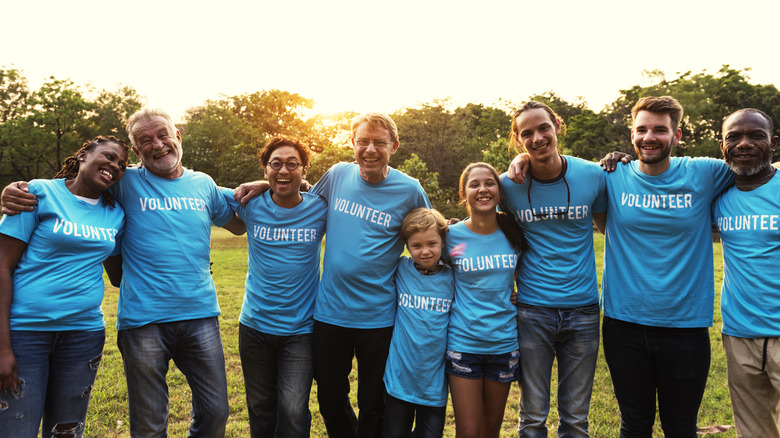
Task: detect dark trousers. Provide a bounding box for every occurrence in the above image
[603,316,710,438]
[383,393,446,438]
[313,320,393,438]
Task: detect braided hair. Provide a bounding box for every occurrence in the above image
[55,135,129,207]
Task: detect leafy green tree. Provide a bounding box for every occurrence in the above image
[482,138,514,174]
[90,85,144,149]
[0,68,31,182]
[3,77,93,181]
[181,100,263,187]
[307,142,353,184]
[606,66,780,160]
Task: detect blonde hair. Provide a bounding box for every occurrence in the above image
[400,208,448,243]
[351,113,399,143]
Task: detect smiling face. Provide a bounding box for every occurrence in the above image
[407,227,443,270]
[352,121,399,183]
[721,111,778,176]
[631,110,681,174]
[462,165,501,216]
[513,108,562,164]
[75,141,128,197]
[266,145,306,208]
[131,115,184,179]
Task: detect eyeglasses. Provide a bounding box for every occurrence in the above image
[527,156,570,219]
[354,139,392,149]
[268,160,302,171]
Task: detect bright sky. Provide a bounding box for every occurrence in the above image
[4,0,779,122]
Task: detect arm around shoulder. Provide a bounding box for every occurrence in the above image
[1,181,37,215]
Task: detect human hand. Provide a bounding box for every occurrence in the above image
[233,181,271,207]
[599,151,633,172]
[508,154,530,184]
[1,181,36,215]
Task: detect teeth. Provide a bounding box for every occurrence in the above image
[100,169,112,178]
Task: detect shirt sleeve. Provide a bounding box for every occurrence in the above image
[208,180,235,227]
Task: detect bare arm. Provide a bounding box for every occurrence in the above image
[103,254,123,288]
[592,212,607,235]
[507,153,531,184]
[1,182,37,215]
[222,213,246,236]
[233,181,271,207]
[0,235,26,390]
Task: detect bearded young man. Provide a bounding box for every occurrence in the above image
[599,96,734,438]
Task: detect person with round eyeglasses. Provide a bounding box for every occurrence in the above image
[502,101,607,438]
[222,136,326,437]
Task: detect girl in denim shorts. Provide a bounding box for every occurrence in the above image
[444,163,526,438]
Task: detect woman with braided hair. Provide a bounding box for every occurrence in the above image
[0,135,128,437]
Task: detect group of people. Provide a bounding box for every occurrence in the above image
[0,95,775,438]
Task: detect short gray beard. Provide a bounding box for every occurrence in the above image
[727,160,770,176]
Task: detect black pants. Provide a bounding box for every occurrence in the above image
[603,317,711,438]
[313,320,393,438]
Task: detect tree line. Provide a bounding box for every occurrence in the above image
[2,65,779,218]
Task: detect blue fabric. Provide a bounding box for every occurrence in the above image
[445,221,520,354]
[384,256,454,407]
[110,167,234,330]
[602,158,733,327]
[0,329,105,437]
[500,156,606,307]
[0,179,124,331]
[309,162,430,328]
[223,189,326,336]
[713,172,780,338]
[515,303,600,438]
[117,317,229,437]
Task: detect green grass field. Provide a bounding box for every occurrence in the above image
[85,228,735,437]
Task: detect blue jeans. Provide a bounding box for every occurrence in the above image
[515,303,600,438]
[0,329,104,438]
[382,393,446,438]
[117,317,229,438]
[238,324,313,438]
[312,320,393,438]
[603,317,710,438]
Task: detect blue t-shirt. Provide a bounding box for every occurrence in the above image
[310,162,430,328]
[384,256,454,407]
[713,172,780,338]
[602,157,733,327]
[500,156,606,307]
[0,179,124,331]
[111,167,234,330]
[445,221,520,354]
[223,189,327,336]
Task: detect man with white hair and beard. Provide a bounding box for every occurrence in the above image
[1,107,245,437]
[712,108,780,438]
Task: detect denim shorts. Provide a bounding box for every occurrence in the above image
[445,350,519,383]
